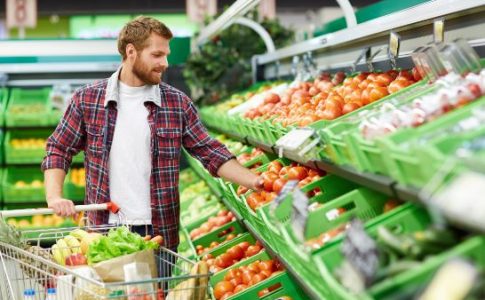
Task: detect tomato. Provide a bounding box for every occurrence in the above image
[225,234,236,241]
[342,102,361,115]
[297,177,312,188]
[258,260,275,272]
[241,270,257,285]
[412,67,422,82]
[238,241,250,252]
[227,245,244,261]
[264,93,280,104]
[358,79,370,90]
[246,192,262,210]
[230,276,243,287]
[366,73,378,82]
[279,166,291,177]
[249,274,266,286]
[247,261,260,273]
[236,185,249,195]
[387,79,411,94]
[386,69,399,79]
[398,69,413,81]
[245,245,262,257]
[259,269,272,279]
[264,192,277,203]
[214,281,235,299]
[233,284,248,294]
[368,86,389,102]
[262,172,279,192]
[271,178,287,194]
[308,86,320,96]
[218,253,234,268]
[361,88,370,105]
[267,161,283,174]
[375,73,393,86]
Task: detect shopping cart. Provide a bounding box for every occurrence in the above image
[0,203,211,300]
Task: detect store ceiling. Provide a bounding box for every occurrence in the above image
[0,0,380,16]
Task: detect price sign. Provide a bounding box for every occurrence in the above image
[275,128,317,159]
[433,18,445,44]
[6,0,37,29]
[388,31,401,69]
[290,188,309,243]
[341,219,379,289]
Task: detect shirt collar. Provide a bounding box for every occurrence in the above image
[104,66,162,107]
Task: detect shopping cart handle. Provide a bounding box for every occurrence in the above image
[0,202,120,218]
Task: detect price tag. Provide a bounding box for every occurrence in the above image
[290,188,309,243]
[270,180,299,213]
[433,18,445,44]
[275,128,316,158]
[341,219,379,289]
[388,31,401,69]
[431,170,485,231]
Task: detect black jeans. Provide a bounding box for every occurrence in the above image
[129,224,178,291]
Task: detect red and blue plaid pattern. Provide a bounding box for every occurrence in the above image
[42,79,234,248]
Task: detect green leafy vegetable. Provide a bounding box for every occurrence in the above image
[87,227,159,264]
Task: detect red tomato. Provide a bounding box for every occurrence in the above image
[375,73,393,86]
[264,93,280,104]
[236,185,249,195]
[369,86,389,102]
[388,79,411,94]
[230,276,243,287]
[249,274,266,286]
[227,245,244,261]
[241,270,257,285]
[245,245,262,257]
[267,161,283,174]
[238,241,250,252]
[224,269,240,281]
[262,172,279,192]
[214,281,235,300]
[279,166,291,177]
[384,199,401,212]
[258,260,275,272]
[272,178,288,194]
[247,261,260,273]
[342,102,361,115]
[246,192,262,210]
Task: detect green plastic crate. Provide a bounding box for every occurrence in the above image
[204,233,261,271]
[5,129,51,164]
[3,166,46,203]
[313,204,434,299]
[242,152,277,169]
[186,220,246,258]
[259,174,358,252]
[209,251,309,300]
[6,87,54,127]
[378,97,485,187]
[181,200,224,229]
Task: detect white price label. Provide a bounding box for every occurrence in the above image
[434,18,445,44]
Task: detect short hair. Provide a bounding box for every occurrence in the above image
[118,16,173,60]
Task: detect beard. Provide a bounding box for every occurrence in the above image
[132,56,165,85]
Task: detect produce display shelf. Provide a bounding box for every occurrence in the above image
[313,160,396,197]
[393,183,421,203]
[242,219,320,300]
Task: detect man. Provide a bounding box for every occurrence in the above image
[42,16,262,252]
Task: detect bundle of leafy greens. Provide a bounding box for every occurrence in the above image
[87,227,159,264]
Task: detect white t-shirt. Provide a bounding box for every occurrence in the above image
[108,81,152,225]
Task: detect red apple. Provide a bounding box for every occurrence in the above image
[65,253,87,266]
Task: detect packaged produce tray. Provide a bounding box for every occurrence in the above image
[5,87,55,127]
[378,97,485,188]
[312,204,482,300]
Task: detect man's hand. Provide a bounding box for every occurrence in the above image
[252,175,264,191]
[47,198,76,217]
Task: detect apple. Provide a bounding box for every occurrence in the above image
[65,253,87,266]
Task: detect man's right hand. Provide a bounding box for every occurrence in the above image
[47,198,76,217]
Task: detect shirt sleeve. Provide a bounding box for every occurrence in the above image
[182,98,235,177]
[41,90,86,173]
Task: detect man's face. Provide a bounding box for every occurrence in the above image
[132,33,171,85]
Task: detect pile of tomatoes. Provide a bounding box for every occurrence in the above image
[203,240,264,273]
[238,161,326,211]
[195,233,240,256]
[237,148,265,165]
[243,69,420,128]
[189,210,236,240]
[213,259,285,300]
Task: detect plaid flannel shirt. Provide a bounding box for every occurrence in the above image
[41,68,234,249]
